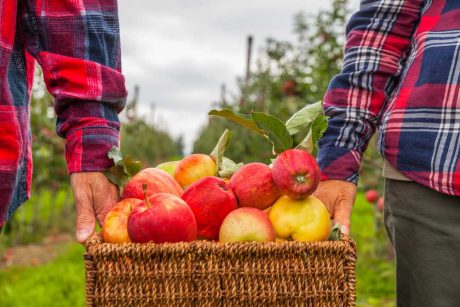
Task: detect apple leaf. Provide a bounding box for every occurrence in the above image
[104,165,130,188]
[285,101,324,135]
[208,109,266,136]
[210,129,232,171]
[122,156,142,177]
[296,115,329,153]
[327,224,342,241]
[104,146,142,191]
[311,115,329,144]
[296,128,314,153]
[252,112,293,154]
[108,147,124,164]
[218,156,243,178]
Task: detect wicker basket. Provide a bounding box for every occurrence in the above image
[84,234,356,307]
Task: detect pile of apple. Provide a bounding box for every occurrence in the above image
[102,148,333,244]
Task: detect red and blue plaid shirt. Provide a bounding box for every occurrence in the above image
[0,0,127,227]
[318,0,460,196]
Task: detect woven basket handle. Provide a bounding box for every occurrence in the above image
[84,233,103,251]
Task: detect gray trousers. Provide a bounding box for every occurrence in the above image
[384,179,460,307]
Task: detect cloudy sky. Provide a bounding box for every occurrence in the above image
[118,0,360,152]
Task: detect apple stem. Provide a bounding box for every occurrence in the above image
[295,175,306,184]
[142,183,152,208]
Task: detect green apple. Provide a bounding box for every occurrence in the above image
[155,161,180,176]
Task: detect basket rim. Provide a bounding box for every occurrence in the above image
[84,232,356,250]
[85,233,356,254]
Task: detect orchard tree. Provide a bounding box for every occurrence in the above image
[120,119,182,167]
[120,88,183,167]
[194,0,348,163]
[30,72,67,191]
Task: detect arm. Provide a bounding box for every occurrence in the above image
[20,0,127,242]
[315,0,423,233]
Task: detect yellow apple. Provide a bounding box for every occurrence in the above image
[174,154,217,188]
[268,195,331,242]
[102,198,144,243]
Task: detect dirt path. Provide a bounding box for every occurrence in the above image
[0,233,75,269]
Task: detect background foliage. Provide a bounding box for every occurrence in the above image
[194,1,346,161]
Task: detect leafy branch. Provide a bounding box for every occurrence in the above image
[208,101,328,154]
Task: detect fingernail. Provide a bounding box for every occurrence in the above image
[76,229,91,242]
[340,225,349,235]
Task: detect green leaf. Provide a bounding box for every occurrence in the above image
[296,128,314,153]
[210,129,232,171]
[104,166,130,188]
[218,157,244,178]
[208,109,265,135]
[285,101,324,135]
[311,115,329,144]
[122,156,142,177]
[252,112,293,154]
[327,224,342,241]
[108,147,124,165]
[104,146,142,190]
[295,114,329,154]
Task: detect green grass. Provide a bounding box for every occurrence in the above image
[0,193,395,307]
[2,188,74,246]
[352,193,396,306]
[0,243,86,307]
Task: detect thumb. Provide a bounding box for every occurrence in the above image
[75,200,96,243]
[333,201,352,235]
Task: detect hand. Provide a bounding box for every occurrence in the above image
[314,180,356,235]
[70,172,119,243]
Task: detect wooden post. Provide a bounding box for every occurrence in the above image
[241,35,253,107]
[220,83,226,104]
[245,35,253,85]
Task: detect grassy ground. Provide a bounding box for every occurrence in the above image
[352,193,396,306]
[0,243,86,307]
[0,193,395,307]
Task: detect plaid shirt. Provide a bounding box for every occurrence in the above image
[0,0,127,227]
[318,0,460,196]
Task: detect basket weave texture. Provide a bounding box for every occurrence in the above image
[84,234,356,307]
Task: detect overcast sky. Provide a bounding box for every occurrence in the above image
[118,0,360,152]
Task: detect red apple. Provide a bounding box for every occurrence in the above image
[182,177,237,240]
[102,198,143,243]
[365,189,379,203]
[377,196,384,212]
[272,149,320,199]
[219,207,276,243]
[122,168,183,199]
[127,193,197,243]
[174,154,217,188]
[282,79,297,96]
[229,163,280,210]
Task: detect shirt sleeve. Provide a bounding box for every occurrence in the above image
[20,0,127,173]
[317,0,423,183]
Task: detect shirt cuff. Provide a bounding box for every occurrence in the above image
[317,145,362,184]
[65,125,119,174]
